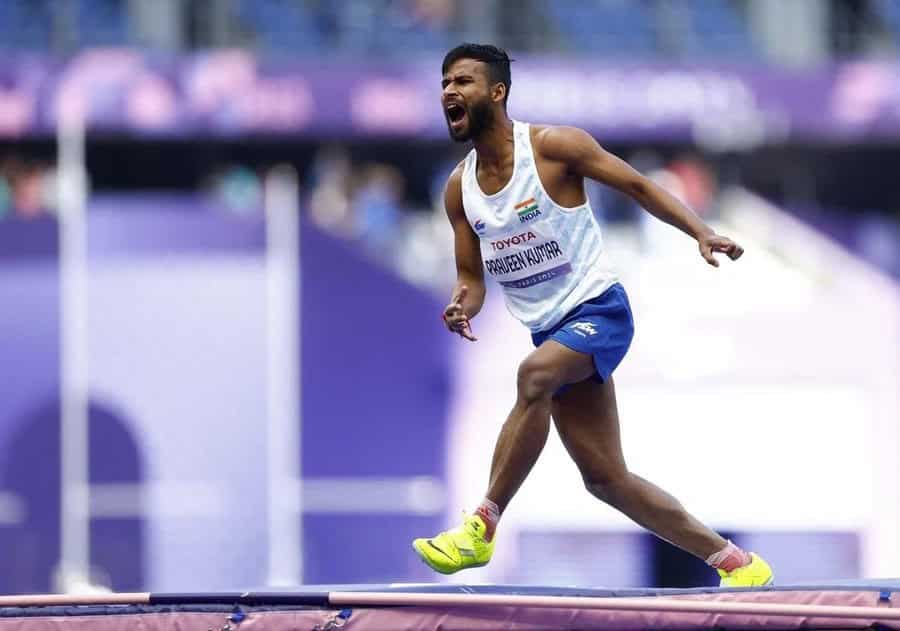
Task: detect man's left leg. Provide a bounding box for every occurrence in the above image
[551,376,727,558]
[551,375,773,586]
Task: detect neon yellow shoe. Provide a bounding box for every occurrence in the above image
[412,513,495,574]
[718,553,774,587]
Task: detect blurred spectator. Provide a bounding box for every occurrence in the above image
[0,157,55,221]
[0,160,12,219]
[308,146,354,238]
[408,0,456,37]
[667,154,717,218]
[640,154,721,255]
[351,162,405,254]
[205,165,262,215]
[15,163,50,220]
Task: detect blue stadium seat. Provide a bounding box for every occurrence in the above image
[332,0,452,56]
[0,0,128,51]
[235,0,326,54]
[0,0,52,51]
[872,0,900,44]
[540,0,758,60]
[541,0,656,57]
[76,0,129,47]
[680,0,759,60]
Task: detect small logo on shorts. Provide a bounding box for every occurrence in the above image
[571,321,597,337]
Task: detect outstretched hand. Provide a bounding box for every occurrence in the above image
[443,285,477,341]
[698,233,744,267]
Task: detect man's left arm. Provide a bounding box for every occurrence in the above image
[537,126,743,267]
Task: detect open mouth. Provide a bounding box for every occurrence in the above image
[446,103,466,126]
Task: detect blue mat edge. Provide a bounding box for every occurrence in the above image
[271,579,900,596]
[149,579,900,601]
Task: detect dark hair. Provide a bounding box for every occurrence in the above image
[442,43,513,107]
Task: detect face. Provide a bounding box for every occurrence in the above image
[441,58,498,143]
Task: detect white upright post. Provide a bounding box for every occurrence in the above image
[264,165,303,586]
[57,111,91,592]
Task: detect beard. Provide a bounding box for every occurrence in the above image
[448,98,495,143]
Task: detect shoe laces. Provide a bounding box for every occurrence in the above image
[433,511,475,541]
[462,511,486,538]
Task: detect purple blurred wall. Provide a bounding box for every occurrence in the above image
[0,197,451,592]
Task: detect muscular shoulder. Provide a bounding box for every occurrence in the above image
[530,124,598,165]
[444,160,466,218]
[446,160,465,187]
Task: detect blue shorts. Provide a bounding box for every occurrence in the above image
[531,283,634,387]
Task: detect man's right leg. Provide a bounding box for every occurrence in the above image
[484,340,597,515]
[412,340,595,574]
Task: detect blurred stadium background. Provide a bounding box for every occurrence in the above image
[0,0,898,595]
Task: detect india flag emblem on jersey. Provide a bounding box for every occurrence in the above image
[515,197,541,223]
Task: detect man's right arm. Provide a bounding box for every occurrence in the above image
[444,165,486,335]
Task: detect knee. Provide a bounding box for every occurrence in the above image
[582,468,629,503]
[516,357,558,404]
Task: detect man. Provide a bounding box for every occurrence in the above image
[412,44,773,587]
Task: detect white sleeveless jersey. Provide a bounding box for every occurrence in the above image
[461,120,618,332]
